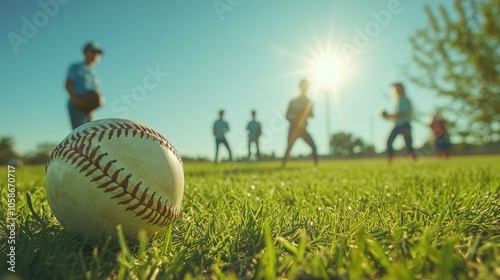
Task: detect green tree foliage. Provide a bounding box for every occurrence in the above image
[408,0,500,143]
[0,137,18,165]
[24,143,58,165]
[330,132,375,156]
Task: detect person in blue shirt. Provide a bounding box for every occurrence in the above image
[382,82,417,163]
[65,42,104,129]
[282,79,318,167]
[246,110,262,159]
[213,110,233,163]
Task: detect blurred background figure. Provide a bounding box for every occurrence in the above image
[213,110,232,163]
[382,82,417,163]
[282,79,318,167]
[246,110,262,160]
[429,113,451,158]
[65,41,104,129]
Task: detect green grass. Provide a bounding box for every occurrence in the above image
[1,156,499,279]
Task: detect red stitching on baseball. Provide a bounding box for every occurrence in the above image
[142,208,156,221]
[46,121,181,228]
[130,182,141,197]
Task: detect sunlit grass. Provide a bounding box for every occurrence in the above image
[1,156,499,279]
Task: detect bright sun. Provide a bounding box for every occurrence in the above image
[312,52,345,90]
[270,30,355,95]
[270,30,357,143]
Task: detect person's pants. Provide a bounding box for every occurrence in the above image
[283,125,318,164]
[248,139,260,158]
[215,138,232,162]
[68,101,92,130]
[387,123,414,156]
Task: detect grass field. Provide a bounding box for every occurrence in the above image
[1,156,499,279]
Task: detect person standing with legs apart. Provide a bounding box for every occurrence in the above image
[282,79,318,167]
[65,41,105,130]
[382,82,417,163]
[213,110,233,163]
[246,110,262,160]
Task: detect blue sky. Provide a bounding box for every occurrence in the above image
[1,0,452,159]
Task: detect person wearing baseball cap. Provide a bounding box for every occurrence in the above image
[65,41,105,129]
[83,42,104,54]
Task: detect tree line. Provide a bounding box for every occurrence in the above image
[0,137,57,166]
[0,132,377,166]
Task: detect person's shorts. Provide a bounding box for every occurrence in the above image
[68,100,91,129]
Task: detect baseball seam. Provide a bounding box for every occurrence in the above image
[46,121,182,228]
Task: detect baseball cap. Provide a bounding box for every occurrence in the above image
[83,42,104,54]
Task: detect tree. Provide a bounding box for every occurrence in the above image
[0,137,18,165]
[407,0,500,143]
[330,132,375,156]
[24,143,58,165]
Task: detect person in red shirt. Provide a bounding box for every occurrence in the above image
[429,113,450,158]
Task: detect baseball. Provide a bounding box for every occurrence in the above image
[45,118,184,241]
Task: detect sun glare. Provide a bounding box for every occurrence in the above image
[312,52,345,90]
[269,28,358,149]
[270,29,356,97]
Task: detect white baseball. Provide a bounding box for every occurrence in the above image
[45,118,184,240]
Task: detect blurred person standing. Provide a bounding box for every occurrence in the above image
[246,110,262,160]
[65,41,105,129]
[429,113,451,158]
[282,79,318,167]
[213,110,233,163]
